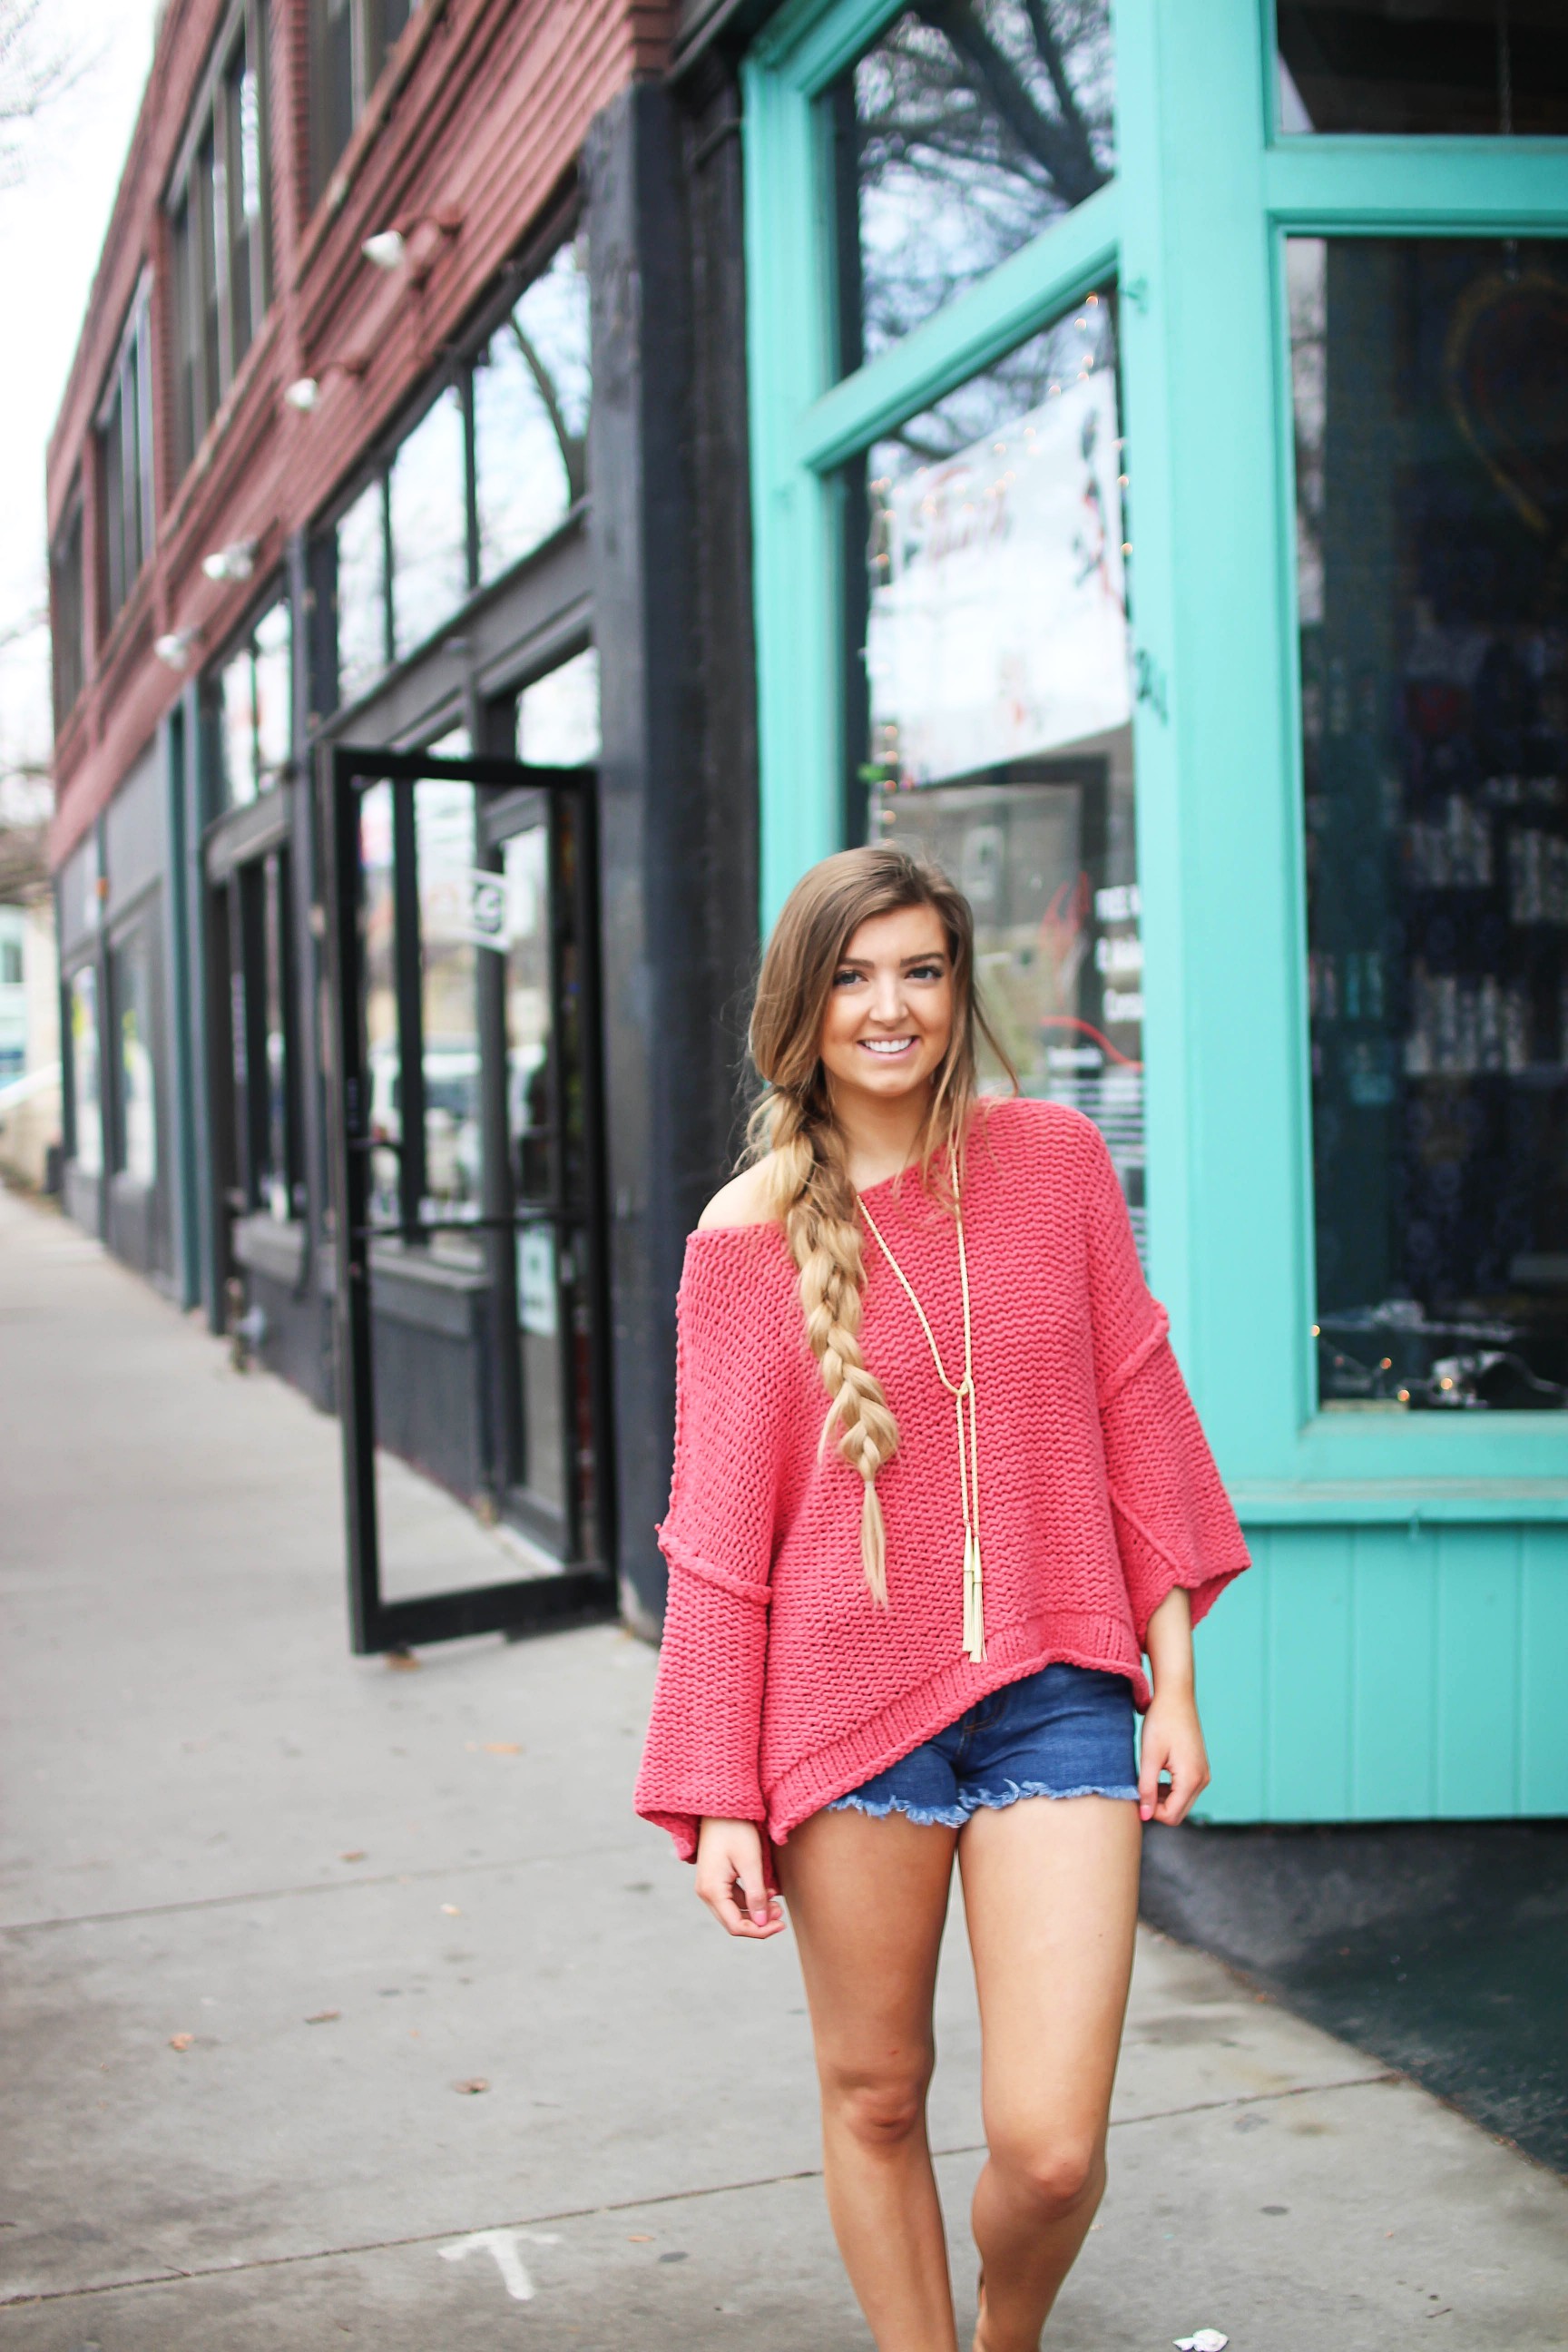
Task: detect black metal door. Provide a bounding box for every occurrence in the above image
[321,745,615,1654]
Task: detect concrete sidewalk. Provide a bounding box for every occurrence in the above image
[1,1184,1563,2351]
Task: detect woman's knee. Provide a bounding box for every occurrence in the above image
[989,2130,1103,2220]
[820,2049,934,2152]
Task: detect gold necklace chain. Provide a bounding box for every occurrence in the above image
[857,1157,985,1663]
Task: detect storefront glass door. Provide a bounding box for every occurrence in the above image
[324,745,612,1654]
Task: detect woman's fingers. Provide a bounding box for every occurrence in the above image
[1152,1740,1210,1827]
[694,1821,788,1938]
[1137,1729,1169,1823]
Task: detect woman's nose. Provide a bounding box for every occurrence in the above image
[867,972,906,1024]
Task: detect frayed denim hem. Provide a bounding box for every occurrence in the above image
[963,1778,1141,1810]
[827,1790,969,1826]
[827,1779,1140,1825]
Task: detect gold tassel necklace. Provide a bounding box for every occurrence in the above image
[857,1158,985,1663]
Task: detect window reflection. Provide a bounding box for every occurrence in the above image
[260,850,297,1220]
[1291,237,1568,1412]
[388,385,469,658]
[859,293,1142,1242]
[319,238,592,710]
[111,928,157,1186]
[217,597,291,809]
[503,819,564,1507]
[475,241,591,580]
[414,779,482,1230]
[359,782,399,1223]
[516,648,600,766]
[70,966,103,1177]
[1278,2,1568,137]
[828,2,1113,370]
[337,479,387,705]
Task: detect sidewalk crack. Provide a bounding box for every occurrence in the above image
[0,2074,1404,2309]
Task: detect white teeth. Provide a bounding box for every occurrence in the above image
[861,1038,914,1054]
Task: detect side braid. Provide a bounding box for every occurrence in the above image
[766,1102,899,1605]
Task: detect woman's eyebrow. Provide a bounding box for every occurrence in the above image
[835,948,948,969]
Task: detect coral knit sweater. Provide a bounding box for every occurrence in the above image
[634,1098,1250,1861]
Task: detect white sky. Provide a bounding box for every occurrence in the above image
[0,0,161,817]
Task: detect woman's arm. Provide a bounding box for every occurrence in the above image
[1136,1586,1211,1827]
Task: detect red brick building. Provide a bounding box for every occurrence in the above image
[46,0,762,1643]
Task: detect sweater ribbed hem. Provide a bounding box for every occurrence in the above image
[761,1609,1149,1848]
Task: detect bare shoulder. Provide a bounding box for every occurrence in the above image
[697,1157,780,1232]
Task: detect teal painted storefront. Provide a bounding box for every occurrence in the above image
[740,0,1568,1819]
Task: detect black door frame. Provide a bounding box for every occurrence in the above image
[321,743,616,1654]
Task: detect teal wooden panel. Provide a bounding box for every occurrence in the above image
[1265,1527,1351,1818]
[1191,1527,1269,1821]
[1520,1530,1568,1814]
[1348,1525,1437,1819]
[1195,1519,1564,1823]
[1435,1528,1524,1817]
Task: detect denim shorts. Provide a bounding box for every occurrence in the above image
[827,1662,1139,1827]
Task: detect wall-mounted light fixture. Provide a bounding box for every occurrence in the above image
[154,627,200,671]
[201,538,259,583]
[362,230,409,272]
[361,208,463,279]
[284,354,369,413]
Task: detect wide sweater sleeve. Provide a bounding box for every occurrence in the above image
[1079,1120,1250,1647]
[633,1232,792,1861]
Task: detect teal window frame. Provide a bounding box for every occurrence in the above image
[744,0,1568,1511]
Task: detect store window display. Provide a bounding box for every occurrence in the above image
[1291,234,1568,1411]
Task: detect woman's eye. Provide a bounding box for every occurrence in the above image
[907,962,944,981]
[832,968,862,988]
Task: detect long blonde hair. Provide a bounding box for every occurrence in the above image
[746,844,1014,1605]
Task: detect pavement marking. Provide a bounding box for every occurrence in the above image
[0,2070,1408,2309]
[437,2229,562,2302]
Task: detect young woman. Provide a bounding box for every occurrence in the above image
[635,845,1250,2352]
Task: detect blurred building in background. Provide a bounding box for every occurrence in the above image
[0,820,61,1191]
[47,0,1568,1816]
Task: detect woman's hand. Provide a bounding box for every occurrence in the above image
[694,1818,787,1938]
[1137,1688,1210,1825]
[1139,1586,1211,1826]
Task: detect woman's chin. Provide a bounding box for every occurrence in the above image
[831,1059,933,1103]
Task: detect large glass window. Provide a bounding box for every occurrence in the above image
[388,386,468,658]
[219,850,302,1220]
[516,648,600,766]
[215,597,291,809]
[50,494,85,728]
[859,290,1143,1242]
[170,0,272,474]
[336,479,389,705]
[826,2,1113,371]
[99,293,153,628]
[69,967,103,1177]
[322,238,592,713]
[309,0,416,202]
[474,241,591,580]
[1278,3,1568,137]
[1291,237,1568,1414]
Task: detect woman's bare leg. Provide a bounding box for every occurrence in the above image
[776,1807,961,2352]
[958,1796,1142,2352]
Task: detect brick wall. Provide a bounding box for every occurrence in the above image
[47,0,675,866]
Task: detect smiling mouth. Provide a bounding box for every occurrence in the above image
[859,1036,917,1056]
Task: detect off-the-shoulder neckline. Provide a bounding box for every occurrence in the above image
[686,1096,1039,1243]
